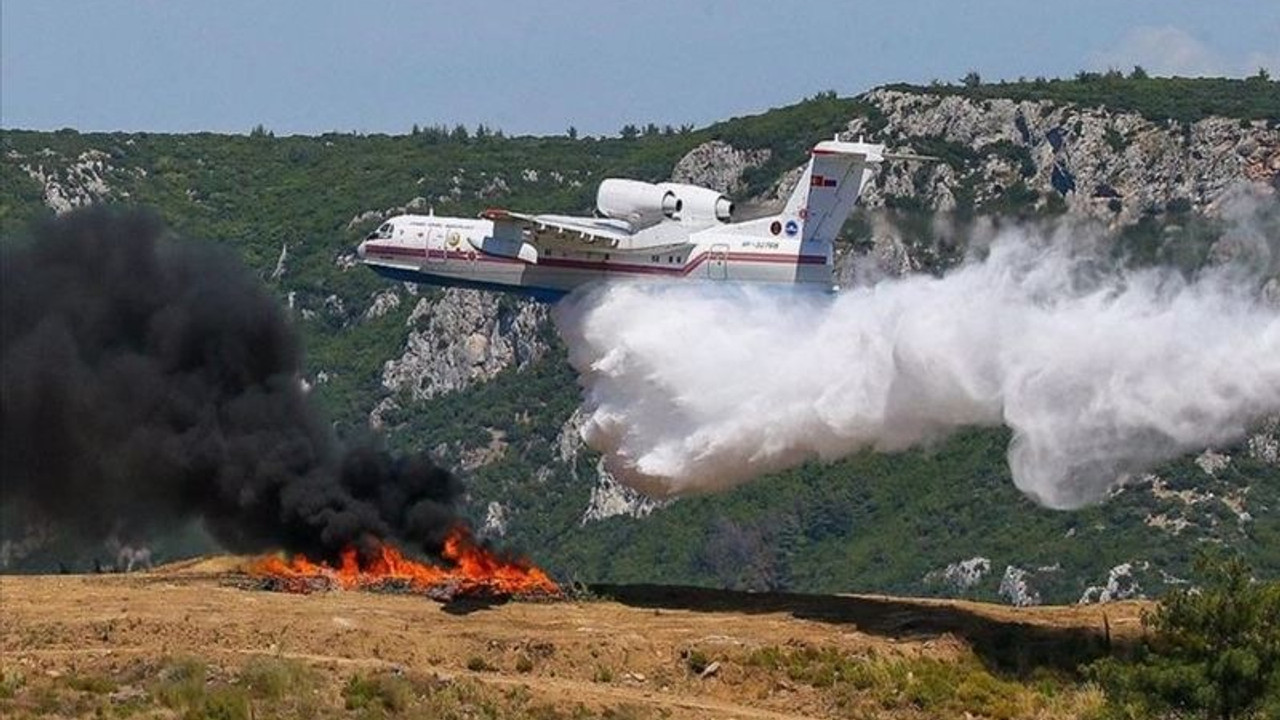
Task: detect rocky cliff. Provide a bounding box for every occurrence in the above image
[382,290,548,401]
[855,89,1278,220]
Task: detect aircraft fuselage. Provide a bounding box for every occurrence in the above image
[357,216,834,302]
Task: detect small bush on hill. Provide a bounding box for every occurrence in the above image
[1089,553,1280,719]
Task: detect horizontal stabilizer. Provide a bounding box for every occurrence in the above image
[882,151,940,162]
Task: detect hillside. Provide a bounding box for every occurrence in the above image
[2,77,1278,605]
[0,566,1144,719]
[887,72,1280,125]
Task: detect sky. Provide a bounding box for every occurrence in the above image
[3,1,1278,137]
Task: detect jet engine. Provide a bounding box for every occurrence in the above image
[661,183,733,223]
[596,179,681,226]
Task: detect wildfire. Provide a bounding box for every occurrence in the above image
[248,526,559,599]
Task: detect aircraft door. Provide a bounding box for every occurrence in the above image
[425,227,446,263]
[707,244,729,280]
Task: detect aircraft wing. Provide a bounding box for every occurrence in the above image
[481,208,632,251]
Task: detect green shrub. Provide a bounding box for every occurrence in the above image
[153,657,209,709]
[343,672,413,713]
[65,673,117,694]
[239,656,314,700]
[1089,553,1280,719]
[684,649,711,675]
[1105,127,1127,153]
[0,668,26,699]
[146,657,259,720]
[744,643,1074,717]
[188,685,251,720]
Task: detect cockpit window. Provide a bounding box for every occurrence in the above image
[367,223,394,240]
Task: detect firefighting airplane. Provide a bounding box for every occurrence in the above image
[356,137,929,302]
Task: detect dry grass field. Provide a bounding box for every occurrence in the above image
[0,559,1148,719]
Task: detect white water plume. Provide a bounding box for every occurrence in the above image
[554,212,1280,510]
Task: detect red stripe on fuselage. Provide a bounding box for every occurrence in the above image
[364,245,827,276]
[365,245,426,257]
[537,251,826,276]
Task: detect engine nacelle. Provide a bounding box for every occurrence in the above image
[660,183,733,223]
[596,179,681,226]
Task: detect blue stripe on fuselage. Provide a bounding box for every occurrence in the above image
[368,265,569,303]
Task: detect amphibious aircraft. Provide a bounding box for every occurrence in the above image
[356,137,928,301]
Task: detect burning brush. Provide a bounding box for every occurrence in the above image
[3,210,553,592]
[246,526,560,602]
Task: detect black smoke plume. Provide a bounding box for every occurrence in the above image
[1,208,461,563]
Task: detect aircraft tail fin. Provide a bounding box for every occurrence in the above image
[782,138,939,243]
[782,138,887,243]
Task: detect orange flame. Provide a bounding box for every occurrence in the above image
[248,526,559,598]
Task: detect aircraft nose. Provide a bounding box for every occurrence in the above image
[356,240,368,259]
